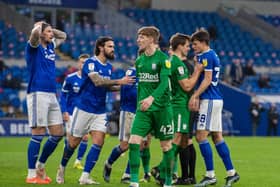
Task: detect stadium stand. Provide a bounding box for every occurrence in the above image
[0,0,279,135]
[259,15,280,28]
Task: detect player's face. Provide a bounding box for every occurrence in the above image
[78,58,86,70]
[168,46,173,56]
[103,40,115,60]
[41,26,54,44]
[137,34,152,51]
[181,40,191,56]
[191,40,203,54]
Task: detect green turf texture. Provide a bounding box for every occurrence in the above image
[0,136,279,187]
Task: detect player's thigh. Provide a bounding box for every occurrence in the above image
[196,99,223,132]
[131,110,152,138]
[153,106,174,141]
[70,108,92,137]
[119,111,135,141]
[173,107,190,134]
[88,113,108,133]
[27,92,50,127]
[48,94,63,126]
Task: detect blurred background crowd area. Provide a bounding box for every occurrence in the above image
[0,0,279,136]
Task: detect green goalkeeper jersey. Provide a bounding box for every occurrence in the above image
[170,54,190,108]
[136,50,171,111]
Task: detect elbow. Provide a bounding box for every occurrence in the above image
[62,32,67,40]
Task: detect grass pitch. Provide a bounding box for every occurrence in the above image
[0,136,279,187]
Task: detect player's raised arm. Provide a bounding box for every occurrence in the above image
[29,23,41,47]
[52,28,67,48]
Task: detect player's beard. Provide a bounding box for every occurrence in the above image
[41,36,52,44]
[105,51,115,60]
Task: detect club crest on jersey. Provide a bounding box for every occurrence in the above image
[178,66,184,75]
[202,59,208,67]
[73,82,80,93]
[152,63,157,70]
[165,60,171,68]
[88,63,95,71]
[126,69,132,76]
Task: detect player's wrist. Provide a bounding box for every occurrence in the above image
[193,92,199,99]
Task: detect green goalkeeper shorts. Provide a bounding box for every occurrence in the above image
[131,106,174,141]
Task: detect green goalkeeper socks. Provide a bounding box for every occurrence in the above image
[141,147,151,174]
[129,143,140,183]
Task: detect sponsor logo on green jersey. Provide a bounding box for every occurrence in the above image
[139,73,159,82]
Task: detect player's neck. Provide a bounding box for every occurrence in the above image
[77,70,82,76]
[41,41,48,48]
[173,51,185,60]
[96,55,106,64]
[201,46,210,53]
[144,46,156,56]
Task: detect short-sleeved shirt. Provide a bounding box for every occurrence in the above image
[120,67,137,113]
[197,49,222,100]
[25,41,57,93]
[60,72,83,115]
[170,55,190,108]
[77,56,113,114]
[135,50,171,111]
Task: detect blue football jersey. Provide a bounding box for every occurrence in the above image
[120,67,137,113]
[60,72,83,115]
[77,56,113,114]
[197,49,223,100]
[25,41,57,93]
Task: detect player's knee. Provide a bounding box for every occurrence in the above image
[49,135,63,144]
[68,140,79,149]
[129,135,142,144]
[195,131,208,143]
[173,133,182,145]
[195,135,207,143]
[160,140,172,152]
[120,141,129,151]
[82,135,88,141]
[212,132,223,144]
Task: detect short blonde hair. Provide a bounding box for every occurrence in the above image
[137,26,160,43]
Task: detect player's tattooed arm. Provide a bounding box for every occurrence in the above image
[52,29,67,47]
[29,25,41,47]
[89,73,135,87]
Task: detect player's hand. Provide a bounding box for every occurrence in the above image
[120,76,136,85]
[193,56,198,65]
[194,63,204,73]
[140,96,154,111]
[188,95,200,111]
[63,112,70,122]
[33,21,44,28]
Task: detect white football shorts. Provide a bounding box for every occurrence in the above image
[196,99,223,132]
[118,110,135,141]
[70,107,108,137]
[64,115,73,134]
[27,92,63,127]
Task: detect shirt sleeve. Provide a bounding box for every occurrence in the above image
[201,54,213,71]
[176,65,189,81]
[83,59,98,76]
[60,78,71,113]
